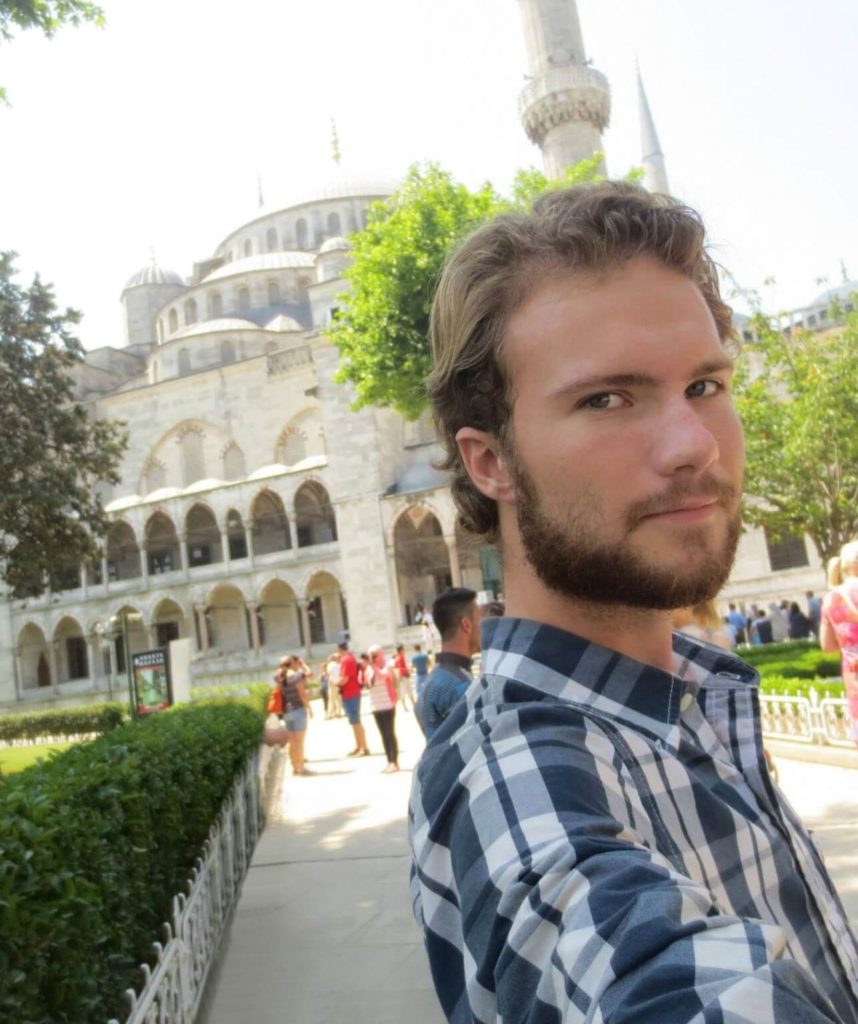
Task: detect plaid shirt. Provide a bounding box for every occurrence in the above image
[409,617,858,1023]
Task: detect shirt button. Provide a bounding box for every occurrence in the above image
[679,692,694,712]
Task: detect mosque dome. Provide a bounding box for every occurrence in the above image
[171,317,260,340]
[318,236,350,255]
[810,280,858,308]
[265,314,304,332]
[284,168,399,209]
[123,262,184,291]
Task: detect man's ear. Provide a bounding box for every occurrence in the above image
[455,427,516,506]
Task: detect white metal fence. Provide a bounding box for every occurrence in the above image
[107,745,279,1024]
[761,690,852,747]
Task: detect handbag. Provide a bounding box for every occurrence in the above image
[266,686,283,715]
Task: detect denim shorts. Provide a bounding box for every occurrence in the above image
[343,695,361,725]
[284,707,308,733]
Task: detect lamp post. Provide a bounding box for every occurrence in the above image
[108,610,143,720]
[93,620,113,702]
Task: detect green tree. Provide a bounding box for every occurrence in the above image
[0,252,127,598]
[329,157,611,420]
[0,0,104,101]
[734,310,858,562]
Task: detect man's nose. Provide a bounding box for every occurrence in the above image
[651,399,719,476]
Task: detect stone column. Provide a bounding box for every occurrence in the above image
[195,604,210,654]
[87,635,101,689]
[385,545,403,627]
[49,641,60,695]
[102,554,110,592]
[444,534,463,588]
[12,646,22,701]
[146,626,158,649]
[81,565,88,600]
[298,599,312,652]
[221,528,230,564]
[140,544,149,586]
[246,521,256,567]
[179,535,189,579]
[248,602,261,652]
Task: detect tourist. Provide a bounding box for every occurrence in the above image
[337,641,369,757]
[367,646,400,772]
[788,600,813,640]
[393,643,415,711]
[325,650,343,719]
[807,589,823,638]
[282,655,312,775]
[821,539,858,748]
[751,606,774,644]
[672,600,732,649]
[727,601,748,645]
[415,588,481,739]
[409,182,858,1022]
[411,643,430,697]
[768,600,789,642]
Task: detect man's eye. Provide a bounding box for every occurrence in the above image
[686,379,721,398]
[582,392,625,410]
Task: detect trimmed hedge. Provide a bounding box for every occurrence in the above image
[0,702,126,745]
[758,675,845,701]
[0,702,264,1024]
[739,639,820,665]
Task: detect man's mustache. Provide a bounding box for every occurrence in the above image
[627,478,740,526]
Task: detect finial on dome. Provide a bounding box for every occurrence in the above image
[842,259,849,283]
[330,117,341,166]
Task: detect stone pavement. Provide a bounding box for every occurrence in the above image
[199,702,858,1024]
[198,700,442,1024]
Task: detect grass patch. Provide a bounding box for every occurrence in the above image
[0,742,76,775]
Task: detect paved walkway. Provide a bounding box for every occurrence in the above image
[198,700,442,1024]
[199,704,858,1024]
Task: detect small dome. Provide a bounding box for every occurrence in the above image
[810,280,858,308]
[202,251,315,284]
[318,236,350,255]
[265,314,303,332]
[123,263,183,290]
[171,317,259,340]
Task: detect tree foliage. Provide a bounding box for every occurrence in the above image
[328,156,612,420]
[0,252,127,598]
[0,0,103,101]
[734,309,858,562]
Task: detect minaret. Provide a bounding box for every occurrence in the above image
[637,70,669,194]
[516,0,611,178]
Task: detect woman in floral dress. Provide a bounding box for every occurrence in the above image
[821,540,858,746]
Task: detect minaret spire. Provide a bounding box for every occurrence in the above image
[637,69,669,194]
[516,0,611,178]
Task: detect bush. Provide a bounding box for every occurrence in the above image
[0,702,264,1024]
[740,639,820,665]
[0,702,126,744]
[758,675,845,701]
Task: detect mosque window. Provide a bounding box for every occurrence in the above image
[180,428,206,486]
[267,280,280,305]
[157,319,164,343]
[184,298,198,326]
[243,239,252,257]
[266,228,277,252]
[765,528,809,572]
[238,287,251,312]
[278,428,307,466]
[295,218,308,250]
[178,348,191,376]
[327,212,342,237]
[143,458,167,495]
[807,314,817,327]
[209,291,223,318]
[223,443,246,481]
[168,308,179,334]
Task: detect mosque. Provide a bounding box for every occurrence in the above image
[0,0,829,707]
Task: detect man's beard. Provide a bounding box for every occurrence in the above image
[508,450,742,611]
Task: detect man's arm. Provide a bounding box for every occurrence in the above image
[411,708,845,1024]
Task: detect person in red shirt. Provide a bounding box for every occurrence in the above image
[337,641,370,756]
[393,643,415,711]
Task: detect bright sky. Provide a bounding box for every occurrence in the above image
[1,0,857,348]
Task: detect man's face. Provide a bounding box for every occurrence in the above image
[499,256,744,610]
[461,601,483,655]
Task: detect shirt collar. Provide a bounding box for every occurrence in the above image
[480,616,759,746]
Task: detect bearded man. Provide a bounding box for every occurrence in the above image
[408,183,858,1024]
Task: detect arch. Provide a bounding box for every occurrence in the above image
[226,509,248,559]
[305,570,347,646]
[455,521,503,599]
[266,227,277,252]
[18,622,50,690]
[258,578,301,651]
[222,443,245,482]
[393,506,451,625]
[295,480,337,547]
[267,280,280,305]
[168,308,179,334]
[179,426,205,486]
[184,298,198,326]
[54,615,88,683]
[178,347,191,376]
[208,291,223,318]
[151,597,187,646]
[207,583,249,652]
[295,218,308,250]
[251,490,291,555]
[142,458,167,495]
[186,503,222,568]
[106,521,142,581]
[220,339,236,365]
[109,604,148,672]
[327,212,342,236]
[145,511,180,575]
[276,408,325,466]
[238,286,251,312]
[277,427,306,466]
